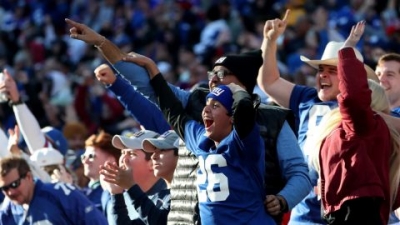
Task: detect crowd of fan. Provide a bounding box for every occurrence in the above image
[0,0,399,225]
[0,0,398,136]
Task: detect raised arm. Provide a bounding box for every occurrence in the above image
[338,21,375,134]
[229,84,256,138]
[257,10,295,108]
[94,64,170,133]
[121,54,192,140]
[65,18,191,106]
[0,70,46,154]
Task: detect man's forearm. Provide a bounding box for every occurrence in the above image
[96,38,126,64]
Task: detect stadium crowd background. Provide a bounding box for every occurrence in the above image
[0,0,399,144]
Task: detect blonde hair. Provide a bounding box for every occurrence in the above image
[309,79,400,208]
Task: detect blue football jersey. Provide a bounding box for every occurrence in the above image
[0,180,107,225]
[288,85,337,224]
[184,120,276,225]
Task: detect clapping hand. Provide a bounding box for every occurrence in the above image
[100,156,135,190]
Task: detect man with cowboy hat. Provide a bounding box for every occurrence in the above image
[257,11,378,225]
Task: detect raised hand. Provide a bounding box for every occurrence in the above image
[123,53,160,78]
[65,18,105,46]
[94,64,117,85]
[51,165,74,184]
[343,21,365,48]
[263,9,290,42]
[100,157,135,190]
[0,69,20,103]
[7,125,21,155]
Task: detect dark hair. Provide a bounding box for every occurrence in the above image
[0,156,31,177]
[85,130,121,162]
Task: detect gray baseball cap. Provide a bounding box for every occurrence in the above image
[142,130,179,152]
[112,130,159,150]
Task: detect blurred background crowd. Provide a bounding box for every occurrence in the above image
[0,0,399,154]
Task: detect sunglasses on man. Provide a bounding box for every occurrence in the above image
[0,173,27,192]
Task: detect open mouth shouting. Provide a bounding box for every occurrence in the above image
[203,117,214,132]
[320,82,332,89]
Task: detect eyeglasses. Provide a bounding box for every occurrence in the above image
[81,153,96,162]
[0,174,26,192]
[207,70,232,80]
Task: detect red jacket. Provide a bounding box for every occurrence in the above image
[319,48,391,224]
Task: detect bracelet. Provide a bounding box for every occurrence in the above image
[94,36,106,49]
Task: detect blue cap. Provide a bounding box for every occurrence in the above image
[41,126,69,156]
[206,85,233,115]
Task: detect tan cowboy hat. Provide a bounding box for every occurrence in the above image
[300,41,378,82]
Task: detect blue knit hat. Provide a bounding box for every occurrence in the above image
[206,85,233,115]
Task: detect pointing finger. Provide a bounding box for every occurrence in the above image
[282,9,290,22]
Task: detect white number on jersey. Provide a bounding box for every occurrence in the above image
[303,105,332,158]
[54,182,76,196]
[33,220,53,225]
[197,155,229,202]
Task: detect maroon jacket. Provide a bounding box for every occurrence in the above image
[319,48,391,224]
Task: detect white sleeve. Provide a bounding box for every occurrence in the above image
[0,128,8,158]
[13,104,46,154]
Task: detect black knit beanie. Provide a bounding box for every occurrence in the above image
[213,49,263,92]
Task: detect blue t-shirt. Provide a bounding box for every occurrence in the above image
[0,180,107,225]
[184,120,275,225]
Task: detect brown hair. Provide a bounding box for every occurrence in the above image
[378,53,400,72]
[85,130,120,162]
[0,156,31,177]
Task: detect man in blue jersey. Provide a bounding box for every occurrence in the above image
[257,11,379,224]
[0,155,108,225]
[376,53,400,117]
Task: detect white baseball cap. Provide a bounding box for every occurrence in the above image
[30,147,64,167]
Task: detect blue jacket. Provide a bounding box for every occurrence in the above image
[0,180,108,225]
